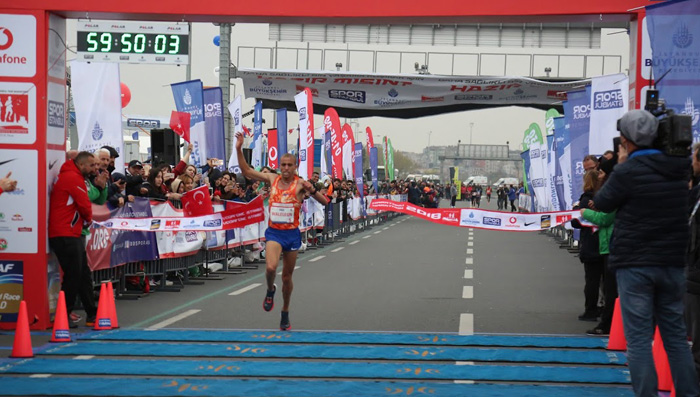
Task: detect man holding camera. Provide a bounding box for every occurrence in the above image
[589,110,698,396]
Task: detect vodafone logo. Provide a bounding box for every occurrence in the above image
[0,27,13,50]
[269,146,278,162]
[509,217,517,224]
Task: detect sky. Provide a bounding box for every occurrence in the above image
[65,21,630,154]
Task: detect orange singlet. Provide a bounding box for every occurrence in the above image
[268,175,301,230]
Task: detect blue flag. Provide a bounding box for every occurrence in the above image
[171,80,207,167]
[563,87,591,205]
[370,147,379,194]
[203,88,226,169]
[276,108,288,156]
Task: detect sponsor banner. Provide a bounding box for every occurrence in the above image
[0,82,37,145]
[366,126,375,149]
[268,128,279,169]
[354,142,365,213]
[171,79,207,168]
[0,149,38,253]
[387,138,395,181]
[294,88,314,179]
[227,95,243,174]
[0,14,36,78]
[647,0,700,143]
[276,108,288,156]
[341,123,355,180]
[563,88,591,207]
[150,203,205,258]
[239,69,589,110]
[324,107,343,179]
[547,135,559,211]
[46,82,66,146]
[370,147,379,193]
[369,199,579,231]
[589,74,628,155]
[251,101,263,169]
[0,260,22,323]
[321,130,331,179]
[203,88,226,169]
[553,116,569,211]
[72,61,124,172]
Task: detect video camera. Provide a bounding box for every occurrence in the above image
[631,89,692,157]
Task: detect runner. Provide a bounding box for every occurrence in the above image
[486,186,492,203]
[235,132,328,330]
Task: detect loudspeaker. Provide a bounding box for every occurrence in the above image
[241,148,252,165]
[150,128,180,166]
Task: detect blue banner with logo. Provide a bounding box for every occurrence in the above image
[276,109,288,156]
[108,198,159,267]
[171,80,207,167]
[354,143,365,202]
[647,0,700,142]
[0,260,23,322]
[323,131,332,178]
[370,147,379,194]
[520,150,534,212]
[251,101,264,168]
[553,116,569,210]
[563,87,591,206]
[203,88,226,169]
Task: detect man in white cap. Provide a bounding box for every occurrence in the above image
[589,109,699,396]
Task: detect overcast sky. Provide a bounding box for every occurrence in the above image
[65,21,629,153]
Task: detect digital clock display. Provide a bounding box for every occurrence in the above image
[76,20,190,65]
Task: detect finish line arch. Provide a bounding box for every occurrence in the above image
[0,1,650,329]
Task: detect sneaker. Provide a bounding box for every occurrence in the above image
[69,312,82,323]
[578,312,599,322]
[68,320,79,329]
[263,284,276,312]
[280,311,291,331]
[586,327,609,336]
[85,317,96,327]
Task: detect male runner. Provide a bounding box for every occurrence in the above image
[235,132,328,330]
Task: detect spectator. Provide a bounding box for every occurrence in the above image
[140,166,181,201]
[48,151,97,328]
[177,174,195,192]
[107,172,131,208]
[100,145,119,173]
[687,143,700,380]
[507,185,517,212]
[0,171,17,195]
[125,160,145,197]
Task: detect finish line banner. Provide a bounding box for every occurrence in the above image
[96,197,265,232]
[369,199,579,231]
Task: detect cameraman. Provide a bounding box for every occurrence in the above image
[590,110,698,396]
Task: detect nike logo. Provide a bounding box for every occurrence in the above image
[0,159,17,167]
[49,160,58,170]
[524,221,537,226]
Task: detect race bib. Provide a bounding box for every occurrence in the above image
[270,203,295,224]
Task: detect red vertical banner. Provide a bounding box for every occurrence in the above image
[366,126,374,149]
[324,108,343,179]
[303,88,315,179]
[267,128,278,169]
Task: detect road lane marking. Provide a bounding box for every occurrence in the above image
[363,235,371,239]
[462,286,474,299]
[459,313,474,335]
[468,241,474,246]
[464,269,473,279]
[229,283,263,296]
[373,231,381,234]
[74,355,94,360]
[146,309,201,330]
[383,227,389,230]
[467,248,473,254]
[465,257,473,265]
[29,374,52,378]
[331,247,345,252]
[277,266,300,275]
[468,228,473,231]
[309,255,326,262]
[349,240,360,245]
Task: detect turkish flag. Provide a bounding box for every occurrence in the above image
[169,111,191,143]
[243,125,253,137]
[181,185,213,217]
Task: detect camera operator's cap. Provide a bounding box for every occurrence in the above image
[618,109,659,147]
[128,160,143,169]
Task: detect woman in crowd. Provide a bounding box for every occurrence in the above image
[177,174,195,192]
[141,166,181,201]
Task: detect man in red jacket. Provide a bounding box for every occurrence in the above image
[49,151,97,327]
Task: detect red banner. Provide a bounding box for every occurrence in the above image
[169,110,191,143]
[366,126,374,149]
[221,196,266,229]
[370,199,461,226]
[324,107,343,179]
[267,128,278,169]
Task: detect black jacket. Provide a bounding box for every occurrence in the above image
[571,191,603,263]
[593,151,690,270]
[687,184,700,295]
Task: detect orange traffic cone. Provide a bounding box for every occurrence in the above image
[653,327,673,392]
[10,300,33,358]
[607,298,627,351]
[50,291,71,343]
[107,281,119,329]
[93,283,112,331]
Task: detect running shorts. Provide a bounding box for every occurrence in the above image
[265,228,302,252]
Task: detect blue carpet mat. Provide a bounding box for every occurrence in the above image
[0,358,631,383]
[0,377,634,396]
[42,341,627,365]
[81,329,608,348]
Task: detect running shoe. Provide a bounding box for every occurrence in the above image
[280,311,291,331]
[85,316,96,327]
[69,312,82,323]
[263,284,276,312]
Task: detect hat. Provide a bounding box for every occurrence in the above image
[112,172,126,183]
[101,145,119,158]
[618,110,659,147]
[128,160,143,169]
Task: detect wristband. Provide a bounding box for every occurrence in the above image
[310,188,317,195]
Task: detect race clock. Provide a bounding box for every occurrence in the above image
[76,20,189,65]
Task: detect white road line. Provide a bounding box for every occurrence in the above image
[383,227,389,230]
[29,374,52,378]
[74,355,95,360]
[146,309,201,330]
[465,257,473,265]
[462,286,474,299]
[467,241,474,246]
[455,361,475,365]
[454,380,476,384]
[466,248,473,254]
[464,269,473,279]
[277,266,300,275]
[468,228,473,231]
[349,240,360,245]
[468,236,473,241]
[363,235,371,239]
[309,255,326,262]
[373,231,381,234]
[469,231,474,235]
[331,247,345,252]
[229,283,262,296]
[459,313,474,335]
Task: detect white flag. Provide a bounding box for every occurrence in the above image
[294,90,311,180]
[71,61,124,172]
[589,74,629,155]
[227,96,243,174]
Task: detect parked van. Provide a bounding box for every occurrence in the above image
[493,177,519,187]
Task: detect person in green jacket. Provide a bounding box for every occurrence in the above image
[581,207,616,335]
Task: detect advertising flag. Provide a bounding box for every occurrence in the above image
[226,95,243,174]
[171,80,207,167]
[387,138,395,180]
[251,101,263,169]
[553,116,569,210]
[341,123,354,179]
[383,136,389,176]
[324,108,343,179]
[520,149,534,212]
[547,134,559,211]
[370,147,379,193]
[647,0,700,143]
[203,88,226,169]
[524,123,547,212]
[589,74,628,155]
[321,130,331,179]
[366,126,375,149]
[169,111,191,143]
[276,108,288,156]
[267,128,278,169]
[354,142,365,203]
[71,61,124,173]
[563,87,591,206]
[294,88,315,180]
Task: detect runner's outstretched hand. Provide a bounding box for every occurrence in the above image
[235,132,244,151]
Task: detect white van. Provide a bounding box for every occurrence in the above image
[493,177,519,187]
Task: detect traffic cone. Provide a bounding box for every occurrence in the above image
[653,327,673,392]
[50,291,71,343]
[607,298,627,351]
[10,300,33,358]
[93,283,112,331]
[107,281,119,329]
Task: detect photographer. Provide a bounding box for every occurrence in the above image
[589,110,698,396]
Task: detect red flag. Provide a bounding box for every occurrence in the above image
[267,128,279,169]
[325,108,343,179]
[366,126,375,149]
[169,111,191,143]
[181,185,213,217]
[243,125,253,137]
[288,128,294,135]
[221,196,266,229]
